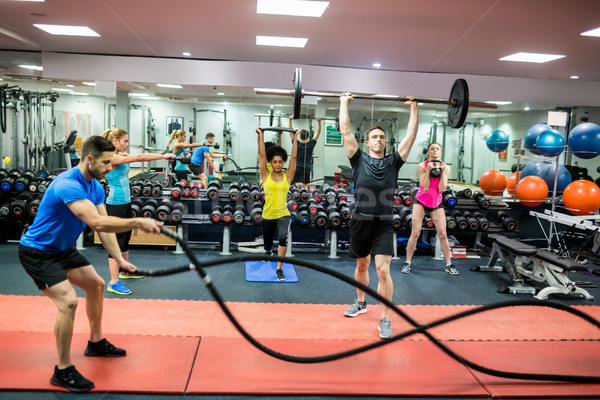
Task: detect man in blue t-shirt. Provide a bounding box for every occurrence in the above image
[339,93,419,340]
[188,132,227,188]
[19,136,162,392]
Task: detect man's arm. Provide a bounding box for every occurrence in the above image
[67,199,161,234]
[94,204,138,272]
[112,152,174,165]
[313,117,322,141]
[285,129,299,183]
[397,98,419,161]
[256,127,269,182]
[203,151,220,174]
[339,94,359,158]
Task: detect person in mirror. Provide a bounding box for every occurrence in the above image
[256,126,298,280]
[288,115,321,186]
[101,128,174,295]
[166,129,207,182]
[402,142,457,275]
[340,93,419,339]
[18,136,163,392]
[189,132,228,188]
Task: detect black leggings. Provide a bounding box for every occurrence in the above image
[105,203,132,256]
[262,216,291,253]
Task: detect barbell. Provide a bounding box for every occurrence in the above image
[255,67,497,129]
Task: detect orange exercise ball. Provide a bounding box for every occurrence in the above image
[515,176,548,207]
[562,180,600,215]
[506,171,521,196]
[479,169,507,196]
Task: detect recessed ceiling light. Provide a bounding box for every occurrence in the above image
[372,63,381,69]
[570,75,580,79]
[257,0,329,17]
[156,83,182,89]
[82,82,96,86]
[524,106,531,111]
[19,64,43,71]
[182,52,191,57]
[256,35,307,48]
[66,84,74,88]
[485,101,513,105]
[217,92,225,96]
[499,52,565,63]
[34,24,100,37]
[581,27,600,37]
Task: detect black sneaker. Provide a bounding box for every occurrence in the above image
[50,365,95,392]
[84,338,126,358]
[276,268,286,281]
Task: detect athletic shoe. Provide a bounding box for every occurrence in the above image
[401,262,411,274]
[344,299,367,317]
[262,252,272,263]
[445,264,459,275]
[107,280,131,295]
[378,317,392,339]
[276,268,286,281]
[50,365,94,392]
[84,338,126,358]
[118,272,145,279]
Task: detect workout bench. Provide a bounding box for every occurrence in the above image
[473,234,594,301]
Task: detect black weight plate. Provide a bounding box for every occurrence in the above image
[269,106,274,126]
[293,67,302,120]
[447,78,469,129]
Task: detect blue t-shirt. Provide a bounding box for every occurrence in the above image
[105,163,130,205]
[191,145,210,166]
[20,167,105,252]
[174,148,188,171]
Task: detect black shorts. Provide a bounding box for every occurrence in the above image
[348,213,395,258]
[293,166,311,184]
[188,163,204,176]
[105,203,132,254]
[413,199,442,212]
[19,245,91,290]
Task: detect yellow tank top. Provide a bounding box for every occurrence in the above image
[262,173,291,219]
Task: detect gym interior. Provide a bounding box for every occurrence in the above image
[0,1,599,399]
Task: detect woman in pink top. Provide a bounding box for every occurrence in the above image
[402,142,458,275]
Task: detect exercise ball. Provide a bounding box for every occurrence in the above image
[485,130,510,152]
[520,161,547,179]
[479,169,507,196]
[525,124,552,155]
[539,164,571,195]
[568,122,600,159]
[515,176,548,207]
[562,180,600,215]
[506,171,521,196]
[535,129,565,157]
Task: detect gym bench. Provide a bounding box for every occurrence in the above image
[473,234,594,301]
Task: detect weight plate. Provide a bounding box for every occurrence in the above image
[447,78,469,129]
[293,67,302,120]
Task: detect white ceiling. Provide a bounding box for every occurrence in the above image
[1,0,600,110]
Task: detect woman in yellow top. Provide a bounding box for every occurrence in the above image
[256,126,298,281]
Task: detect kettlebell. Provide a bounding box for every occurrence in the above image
[429,159,442,178]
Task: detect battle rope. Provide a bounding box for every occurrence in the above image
[136,226,600,383]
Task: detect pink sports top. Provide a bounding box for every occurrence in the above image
[415,160,442,208]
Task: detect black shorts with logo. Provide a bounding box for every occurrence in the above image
[18,245,91,290]
[188,163,204,176]
[348,213,395,258]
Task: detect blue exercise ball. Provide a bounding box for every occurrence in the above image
[520,161,547,179]
[568,122,600,159]
[540,164,572,194]
[525,124,552,155]
[535,129,565,157]
[485,130,510,152]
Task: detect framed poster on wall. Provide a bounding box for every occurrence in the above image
[166,116,183,135]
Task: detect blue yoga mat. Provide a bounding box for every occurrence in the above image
[245,261,298,283]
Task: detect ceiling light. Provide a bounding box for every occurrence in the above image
[581,27,600,37]
[217,92,225,96]
[499,52,565,63]
[570,75,580,79]
[485,101,513,105]
[34,24,100,37]
[130,93,149,97]
[257,0,328,17]
[83,82,96,86]
[156,83,182,89]
[66,84,74,88]
[524,106,530,111]
[19,64,43,71]
[372,63,381,69]
[182,52,191,57]
[256,35,307,48]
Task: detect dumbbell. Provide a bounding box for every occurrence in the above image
[210,205,223,223]
[296,203,310,225]
[240,182,251,201]
[442,190,457,207]
[250,202,263,225]
[14,171,36,192]
[287,199,298,212]
[250,185,261,201]
[221,205,234,223]
[171,152,192,164]
[170,181,184,198]
[307,199,321,215]
[233,205,246,224]
[130,182,143,197]
[289,209,299,225]
[141,183,153,197]
[141,199,160,218]
[326,204,342,227]
[0,168,7,181]
[36,177,53,193]
[472,211,490,231]
[398,206,412,229]
[27,195,43,218]
[156,200,175,222]
[462,211,479,231]
[473,192,490,209]
[312,190,323,203]
[338,200,351,221]
[1,170,21,192]
[445,215,457,230]
[423,216,435,228]
[336,188,348,202]
[429,159,442,177]
[392,209,402,229]
[455,188,472,198]
[131,199,145,218]
[299,188,310,202]
[495,210,517,232]
[314,207,328,228]
[207,178,223,200]
[0,199,13,217]
[450,210,468,230]
[229,181,240,201]
[170,202,186,224]
[151,184,162,197]
[10,192,36,217]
